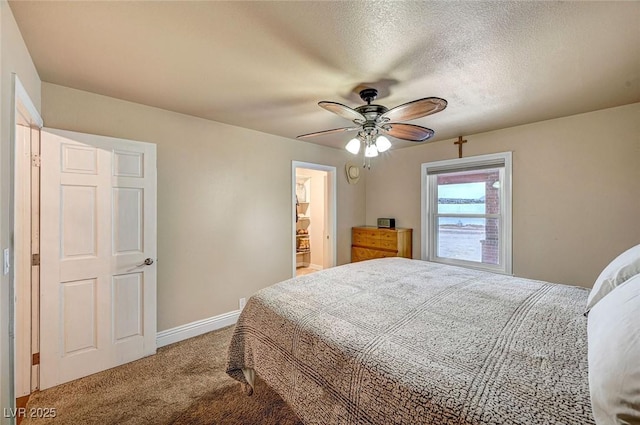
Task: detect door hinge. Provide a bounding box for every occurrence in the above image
[32,254,40,266]
[32,352,40,366]
[32,153,41,167]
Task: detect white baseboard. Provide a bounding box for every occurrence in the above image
[156,310,240,348]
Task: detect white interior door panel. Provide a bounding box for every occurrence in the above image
[40,128,157,389]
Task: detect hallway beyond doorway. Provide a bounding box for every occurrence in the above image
[291,161,337,278]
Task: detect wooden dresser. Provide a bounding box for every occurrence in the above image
[351,226,412,262]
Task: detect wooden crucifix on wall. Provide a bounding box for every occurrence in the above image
[454,136,467,158]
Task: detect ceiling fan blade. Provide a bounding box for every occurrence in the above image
[297,126,360,139]
[382,123,435,142]
[318,101,366,123]
[380,97,447,122]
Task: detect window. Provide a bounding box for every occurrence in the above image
[421,152,512,274]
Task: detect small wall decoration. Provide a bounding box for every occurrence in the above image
[454,136,467,158]
[345,162,360,185]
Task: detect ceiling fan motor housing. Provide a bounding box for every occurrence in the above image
[355,104,389,123]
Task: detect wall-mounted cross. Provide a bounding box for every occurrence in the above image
[454,136,467,158]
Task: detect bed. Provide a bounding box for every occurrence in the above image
[226,257,595,425]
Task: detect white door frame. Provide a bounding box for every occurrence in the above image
[291,161,337,277]
[11,74,44,402]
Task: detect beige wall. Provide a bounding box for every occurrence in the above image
[366,103,640,287]
[41,82,366,331]
[1,0,42,420]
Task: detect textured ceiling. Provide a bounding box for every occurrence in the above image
[9,1,640,150]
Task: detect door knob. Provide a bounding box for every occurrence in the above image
[137,258,154,267]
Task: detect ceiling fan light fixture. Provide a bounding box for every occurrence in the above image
[364,144,379,158]
[298,87,447,168]
[376,135,391,152]
[346,138,361,155]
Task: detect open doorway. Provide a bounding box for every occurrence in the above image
[291,162,336,277]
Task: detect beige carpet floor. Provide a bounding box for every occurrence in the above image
[23,326,302,425]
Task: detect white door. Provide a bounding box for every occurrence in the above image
[40,128,157,389]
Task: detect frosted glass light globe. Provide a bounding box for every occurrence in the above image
[376,136,391,152]
[345,138,360,155]
[365,145,379,157]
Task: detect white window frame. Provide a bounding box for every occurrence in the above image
[421,152,512,274]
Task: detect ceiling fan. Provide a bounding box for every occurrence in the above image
[297,88,447,167]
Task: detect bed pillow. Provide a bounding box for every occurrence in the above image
[586,244,640,313]
[587,273,640,425]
